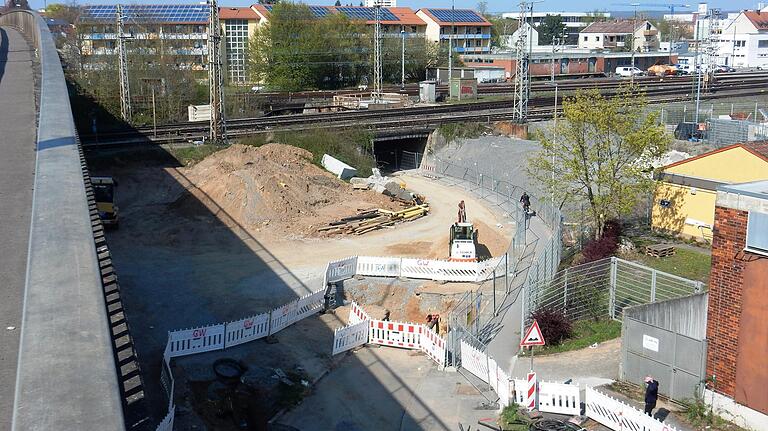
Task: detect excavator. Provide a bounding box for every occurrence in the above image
[449,201,478,262]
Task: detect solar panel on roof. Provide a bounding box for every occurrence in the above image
[81,4,209,23]
[336,7,399,21]
[427,9,485,23]
[263,4,329,17]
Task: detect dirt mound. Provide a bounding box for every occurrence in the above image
[171,144,401,237]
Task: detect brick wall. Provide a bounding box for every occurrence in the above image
[706,205,748,398]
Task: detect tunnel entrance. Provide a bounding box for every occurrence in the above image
[373,135,428,173]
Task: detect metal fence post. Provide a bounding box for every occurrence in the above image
[493,268,497,316]
[609,257,617,319]
[651,269,657,303]
[563,268,569,309]
[504,253,509,294]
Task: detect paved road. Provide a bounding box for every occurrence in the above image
[0,25,36,431]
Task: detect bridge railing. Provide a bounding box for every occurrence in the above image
[1,10,126,431]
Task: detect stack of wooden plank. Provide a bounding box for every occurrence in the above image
[318,205,429,235]
[645,244,676,258]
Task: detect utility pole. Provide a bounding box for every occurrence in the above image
[513,1,541,121]
[401,28,406,90]
[152,86,157,138]
[630,2,639,86]
[373,5,382,100]
[207,0,226,143]
[448,0,454,86]
[116,4,132,122]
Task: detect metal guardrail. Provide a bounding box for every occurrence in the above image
[1,10,126,431]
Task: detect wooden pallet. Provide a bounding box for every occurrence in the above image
[645,244,676,258]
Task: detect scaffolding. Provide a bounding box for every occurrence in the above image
[207,0,226,142]
[116,4,132,122]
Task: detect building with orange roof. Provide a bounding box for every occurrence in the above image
[415,8,492,54]
[651,141,768,241]
[219,7,260,83]
[715,9,768,68]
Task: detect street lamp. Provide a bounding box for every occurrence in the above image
[401,28,406,90]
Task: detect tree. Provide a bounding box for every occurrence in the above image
[476,1,488,16]
[582,10,608,25]
[486,16,518,49]
[527,87,670,238]
[334,0,341,5]
[538,14,567,45]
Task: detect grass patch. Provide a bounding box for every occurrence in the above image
[168,144,220,166]
[437,122,492,143]
[237,129,375,177]
[535,319,622,355]
[680,396,749,431]
[499,403,529,431]
[632,247,711,283]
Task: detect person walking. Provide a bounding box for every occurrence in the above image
[644,376,659,417]
[457,200,467,223]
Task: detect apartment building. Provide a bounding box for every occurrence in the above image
[79,4,209,70]
[501,10,610,40]
[578,20,660,52]
[251,4,426,37]
[716,9,768,68]
[219,7,260,84]
[416,8,492,54]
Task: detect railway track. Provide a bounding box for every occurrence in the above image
[82,74,768,147]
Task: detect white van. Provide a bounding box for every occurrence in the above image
[615,66,644,77]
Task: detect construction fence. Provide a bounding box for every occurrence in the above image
[656,100,768,146]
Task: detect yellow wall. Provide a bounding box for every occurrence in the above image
[652,146,768,241]
[652,183,716,241]
[665,146,768,183]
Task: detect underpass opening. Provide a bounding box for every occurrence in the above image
[373,135,428,173]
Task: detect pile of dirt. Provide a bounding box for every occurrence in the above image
[170,144,403,238]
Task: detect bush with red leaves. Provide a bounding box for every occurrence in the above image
[581,219,622,263]
[530,308,573,346]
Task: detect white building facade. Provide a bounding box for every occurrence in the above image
[715,10,768,68]
[578,20,660,52]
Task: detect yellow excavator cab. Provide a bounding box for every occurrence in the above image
[92,176,119,228]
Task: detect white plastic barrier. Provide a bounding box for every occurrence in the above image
[586,387,678,431]
[497,369,512,408]
[539,381,581,415]
[369,319,422,349]
[269,300,298,335]
[512,379,527,405]
[421,326,447,366]
[327,256,358,283]
[332,320,369,355]
[476,256,503,282]
[460,340,490,383]
[224,312,270,348]
[349,301,371,325]
[295,289,325,321]
[356,256,401,278]
[167,323,226,358]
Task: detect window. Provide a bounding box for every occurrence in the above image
[759,40,768,48]
[583,36,587,41]
[746,211,768,256]
[596,36,600,41]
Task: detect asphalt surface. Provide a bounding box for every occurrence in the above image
[0,25,36,431]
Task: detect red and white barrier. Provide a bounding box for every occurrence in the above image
[348,301,371,325]
[539,381,581,415]
[526,372,538,410]
[332,320,369,355]
[224,312,270,348]
[421,326,447,366]
[167,323,225,358]
[586,387,678,431]
[369,319,422,349]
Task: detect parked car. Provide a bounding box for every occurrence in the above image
[714,65,736,73]
[615,66,644,78]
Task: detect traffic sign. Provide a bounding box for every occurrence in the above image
[520,320,546,347]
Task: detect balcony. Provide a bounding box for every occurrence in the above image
[644,29,657,36]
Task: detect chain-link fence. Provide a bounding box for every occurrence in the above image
[526,256,704,323]
[420,155,563,365]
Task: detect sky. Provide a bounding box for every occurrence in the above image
[29,0,765,14]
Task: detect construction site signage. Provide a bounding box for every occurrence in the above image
[520,320,546,347]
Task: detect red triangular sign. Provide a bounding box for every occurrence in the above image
[520,319,546,347]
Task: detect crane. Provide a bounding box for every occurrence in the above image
[613,3,690,65]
